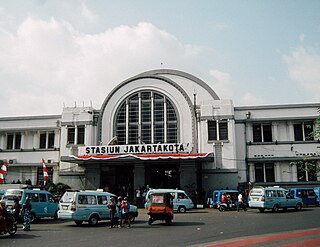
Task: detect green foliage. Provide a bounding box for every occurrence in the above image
[45,182,71,195]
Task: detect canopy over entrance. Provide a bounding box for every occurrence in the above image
[61,152,214,165]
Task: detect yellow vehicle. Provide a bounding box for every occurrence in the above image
[147,192,173,225]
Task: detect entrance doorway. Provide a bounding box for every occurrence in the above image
[145,163,179,189]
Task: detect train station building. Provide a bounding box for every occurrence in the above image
[0,69,319,202]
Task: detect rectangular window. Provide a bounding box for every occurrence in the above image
[294,122,314,141]
[265,163,275,182]
[253,123,272,142]
[97,196,108,205]
[255,163,275,183]
[297,162,317,182]
[14,133,21,149]
[48,132,55,148]
[40,133,47,149]
[154,123,164,143]
[141,124,151,144]
[219,121,228,140]
[39,193,47,202]
[6,134,14,149]
[255,164,264,182]
[6,133,21,150]
[67,126,75,144]
[77,125,85,145]
[208,121,217,141]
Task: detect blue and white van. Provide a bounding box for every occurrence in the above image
[144,189,194,213]
[249,187,303,212]
[212,190,239,208]
[289,188,319,207]
[58,190,138,225]
[2,189,58,221]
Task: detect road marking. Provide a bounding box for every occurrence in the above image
[198,228,320,247]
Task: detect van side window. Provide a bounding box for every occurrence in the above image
[178,193,186,199]
[39,193,47,202]
[277,191,284,197]
[48,194,55,203]
[97,196,108,205]
[78,195,96,205]
[27,193,39,202]
[266,190,277,198]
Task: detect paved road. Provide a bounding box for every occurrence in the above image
[1,207,320,247]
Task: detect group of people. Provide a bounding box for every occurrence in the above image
[221,192,247,211]
[0,196,33,234]
[107,196,131,229]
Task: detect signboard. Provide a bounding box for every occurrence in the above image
[80,143,192,155]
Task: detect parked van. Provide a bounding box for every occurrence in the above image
[314,187,320,205]
[289,188,319,207]
[58,190,138,225]
[249,187,303,212]
[212,190,239,208]
[2,189,58,221]
[144,189,194,213]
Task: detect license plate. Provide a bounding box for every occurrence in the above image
[254,198,259,201]
[62,206,68,210]
[7,205,13,209]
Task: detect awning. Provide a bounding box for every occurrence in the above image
[61,152,214,165]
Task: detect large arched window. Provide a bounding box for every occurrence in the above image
[115,91,178,145]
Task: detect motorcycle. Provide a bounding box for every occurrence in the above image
[217,201,247,212]
[0,211,18,236]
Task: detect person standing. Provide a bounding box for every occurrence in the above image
[107,197,117,229]
[0,201,7,234]
[13,197,21,222]
[117,196,122,228]
[22,197,32,231]
[237,192,247,212]
[120,197,131,228]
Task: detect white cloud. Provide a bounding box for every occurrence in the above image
[0,18,204,116]
[81,3,97,22]
[283,45,320,101]
[209,69,234,99]
[241,92,264,106]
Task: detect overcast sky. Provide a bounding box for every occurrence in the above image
[0,0,319,117]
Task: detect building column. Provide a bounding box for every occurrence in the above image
[275,162,281,182]
[133,164,145,190]
[85,165,100,190]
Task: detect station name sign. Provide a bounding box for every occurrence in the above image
[82,143,191,155]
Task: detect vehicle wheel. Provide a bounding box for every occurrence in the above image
[88,215,99,226]
[8,224,17,235]
[53,210,58,220]
[258,208,265,213]
[30,212,36,222]
[272,205,279,212]
[74,220,83,225]
[148,218,153,225]
[218,205,225,212]
[128,214,135,223]
[178,206,186,213]
[295,203,302,211]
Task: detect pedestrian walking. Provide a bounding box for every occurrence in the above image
[22,197,32,231]
[117,196,122,228]
[107,197,117,228]
[237,192,247,212]
[120,197,131,228]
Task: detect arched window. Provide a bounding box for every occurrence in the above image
[115,91,178,145]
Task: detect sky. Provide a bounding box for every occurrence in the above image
[0,0,319,117]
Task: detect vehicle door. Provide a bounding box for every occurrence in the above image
[171,192,178,211]
[276,190,286,207]
[176,192,192,209]
[265,190,277,208]
[46,193,58,217]
[77,194,97,221]
[97,194,109,220]
[27,192,42,217]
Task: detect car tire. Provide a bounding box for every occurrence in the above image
[295,203,302,211]
[178,206,186,213]
[218,205,225,212]
[128,214,135,223]
[272,205,279,212]
[88,215,99,226]
[74,220,83,225]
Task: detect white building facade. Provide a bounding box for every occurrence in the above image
[0,69,319,202]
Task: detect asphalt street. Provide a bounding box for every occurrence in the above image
[1,206,320,247]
